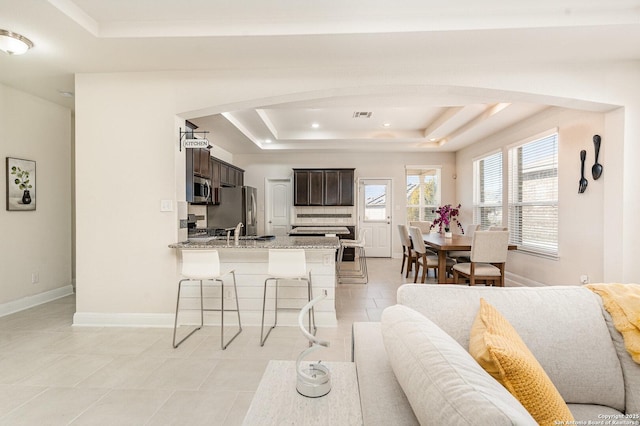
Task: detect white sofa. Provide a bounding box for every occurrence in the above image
[352,284,640,425]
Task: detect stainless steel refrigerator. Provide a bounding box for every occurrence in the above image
[207,186,258,235]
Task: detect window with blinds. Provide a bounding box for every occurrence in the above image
[507,132,559,257]
[406,167,441,222]
[473,151,503,230]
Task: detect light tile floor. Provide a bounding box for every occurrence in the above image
[0,257,430,425]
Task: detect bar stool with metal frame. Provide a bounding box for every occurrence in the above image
[337,229,368,284]
[173,249,242,350]
[260,249,316,346]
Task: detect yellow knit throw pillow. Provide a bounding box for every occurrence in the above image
[469,298,574,426]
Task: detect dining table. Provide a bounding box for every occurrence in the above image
[422,233,517,284]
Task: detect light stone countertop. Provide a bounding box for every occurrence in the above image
[169,235,340,250]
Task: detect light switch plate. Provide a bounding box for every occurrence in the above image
[160,200,173,212]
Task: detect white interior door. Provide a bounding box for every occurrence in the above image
[358,179,392,257]
[265,178,292,236]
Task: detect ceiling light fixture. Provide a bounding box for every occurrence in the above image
[311,123,320,129]
[0,30,34,55]
[265,139,272,144]
[383,123,391,127]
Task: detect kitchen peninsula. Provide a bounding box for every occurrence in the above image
[169,236,340,327]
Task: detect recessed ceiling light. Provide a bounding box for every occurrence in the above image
[0,29,34,55]
[430,138,437,142]
[383,123,391,127]
[311,123,320,129]
[265,139,272,144]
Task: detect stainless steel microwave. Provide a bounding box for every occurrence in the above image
[192,176,212,204]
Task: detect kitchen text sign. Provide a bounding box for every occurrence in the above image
[183,139,210,149]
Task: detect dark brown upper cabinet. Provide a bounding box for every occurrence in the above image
[294,169,323,206]
[324,169,355,206]
[293,168,354,206]
[191,148,211,179]
[211,157,244,188]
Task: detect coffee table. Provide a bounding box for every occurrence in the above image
[242,360,362,425]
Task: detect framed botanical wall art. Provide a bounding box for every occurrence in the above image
[6,157,36,211]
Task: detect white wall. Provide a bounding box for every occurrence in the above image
[73,60,640,320]
[0,84,73,312]
[75,74,181,315]
[456,107,606,285]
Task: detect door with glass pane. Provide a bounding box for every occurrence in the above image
[358,179,392,257]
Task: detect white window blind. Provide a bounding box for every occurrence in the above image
[406,167,441,222]
[508,132,559,257]
[473,151,503,230]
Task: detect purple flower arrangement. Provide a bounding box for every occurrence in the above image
[430,204,464,234]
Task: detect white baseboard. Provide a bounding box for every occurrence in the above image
[73,312,173,328]
[73,311,338,328]
[0,285,75,317]
[505,271,546,287]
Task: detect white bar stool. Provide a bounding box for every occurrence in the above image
[173,249,242,350]
[260,249,316,346]
[337,230,368,284]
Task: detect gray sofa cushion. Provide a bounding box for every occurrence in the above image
[381,304,537,425]
[396,285,626,411]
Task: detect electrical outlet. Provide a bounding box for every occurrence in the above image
[31,272,39,284]
[580,275,589,284]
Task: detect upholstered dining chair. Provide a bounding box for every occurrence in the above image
[452,230,510,287]
[488,226,508,231]
[408,226,455,283]
[448,223,479,262]
[409,221,432,235]
[398,224,417,278]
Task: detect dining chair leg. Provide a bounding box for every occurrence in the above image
[406,248,413,278]
[400,248,407,274]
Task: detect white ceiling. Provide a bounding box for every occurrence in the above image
[1,0,638,153]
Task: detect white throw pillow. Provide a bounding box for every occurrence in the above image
[381,304,536,426]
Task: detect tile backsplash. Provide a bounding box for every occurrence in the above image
[292,206,356,225]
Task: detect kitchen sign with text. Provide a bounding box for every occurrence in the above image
[183,138,210,149]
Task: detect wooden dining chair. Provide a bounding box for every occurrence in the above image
[452,230,509,287]
[408,226,442,283]
[398,224,417,278]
